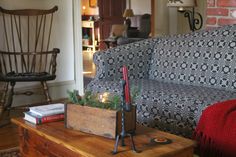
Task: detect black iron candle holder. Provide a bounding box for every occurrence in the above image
[112,80,138,154]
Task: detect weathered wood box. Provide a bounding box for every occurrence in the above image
[65,104,136,139]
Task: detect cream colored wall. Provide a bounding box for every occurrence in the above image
[173,0,206,34]
[153,0,206,36]
[154,0,169,37]
[169,8,178,35]
[0,0,83,105]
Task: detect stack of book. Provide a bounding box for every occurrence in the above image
[24,103,65,124]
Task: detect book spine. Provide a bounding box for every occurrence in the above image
[38,114,64,124]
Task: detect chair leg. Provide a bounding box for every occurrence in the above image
[0,82,9,117]
[41,81,51,103]
[6,82,16,110]
[0,82,15,127]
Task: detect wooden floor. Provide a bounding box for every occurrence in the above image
[0,123,19,150]
[83,51,96,78]
[0,51,96,150]
[0,109,23,150]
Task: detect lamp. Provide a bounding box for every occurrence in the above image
[123,0,134,28]
[123,9,134,28]
[167,0,203,31]
[82,5,86,15]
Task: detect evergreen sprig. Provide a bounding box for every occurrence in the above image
[67,86,140,111]
[67,90,121,110]
[67,90,80,104]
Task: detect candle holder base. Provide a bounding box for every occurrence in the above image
[112,132,140,154]
[112,80,139,154]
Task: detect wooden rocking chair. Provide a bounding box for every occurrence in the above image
[0,6,60,125]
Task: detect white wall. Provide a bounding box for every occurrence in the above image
[130,0,151,15]
[0,0,83,105]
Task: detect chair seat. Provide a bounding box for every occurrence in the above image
[0,72,56,82]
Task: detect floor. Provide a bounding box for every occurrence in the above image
[0,122,19,150]
[83,51,96,79]
[0,50,96,150]
[0,107,24,150]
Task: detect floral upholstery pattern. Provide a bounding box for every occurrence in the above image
[87,25,236,137]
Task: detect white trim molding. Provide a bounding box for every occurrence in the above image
[12,80,76,107]
[73,0,84,95]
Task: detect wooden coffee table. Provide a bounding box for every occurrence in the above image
[12,118,195,157]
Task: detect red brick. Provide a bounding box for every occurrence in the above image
[217,0,236,7]
[207,0,215,7]
[218,18,236,26]
[207,8,229,16]
[207,17,217,25]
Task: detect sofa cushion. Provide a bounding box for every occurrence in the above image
[86,79,236,137]
[134,79,236,137]
[149,25,236,91]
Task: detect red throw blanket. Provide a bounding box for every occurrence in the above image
[193,99,236,157]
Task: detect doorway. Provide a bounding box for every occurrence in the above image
[81,0,99,83]
[81,0,127,85]
[81,0,153,86]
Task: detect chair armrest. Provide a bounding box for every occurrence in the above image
[93,38,158,81]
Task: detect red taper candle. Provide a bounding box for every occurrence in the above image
[122,65,131,104]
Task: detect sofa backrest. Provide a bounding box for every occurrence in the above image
[93,38,157,81]
[149,25,236,91]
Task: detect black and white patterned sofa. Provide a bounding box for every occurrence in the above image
[87,25,236,137]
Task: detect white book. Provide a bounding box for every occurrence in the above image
[29,103,64,117]
[24,111,64,124]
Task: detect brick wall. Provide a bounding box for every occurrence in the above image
[206,0,236,28]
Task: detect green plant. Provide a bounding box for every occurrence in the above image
[67,90,80,104]
[130,86,140,103]
[67,90,121,110]
[67,86,140,110]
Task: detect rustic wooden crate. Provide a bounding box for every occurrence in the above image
[65,104,136,139]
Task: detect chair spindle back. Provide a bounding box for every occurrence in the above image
[0,6,59,76]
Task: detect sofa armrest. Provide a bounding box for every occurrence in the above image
[93,38,158,81]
